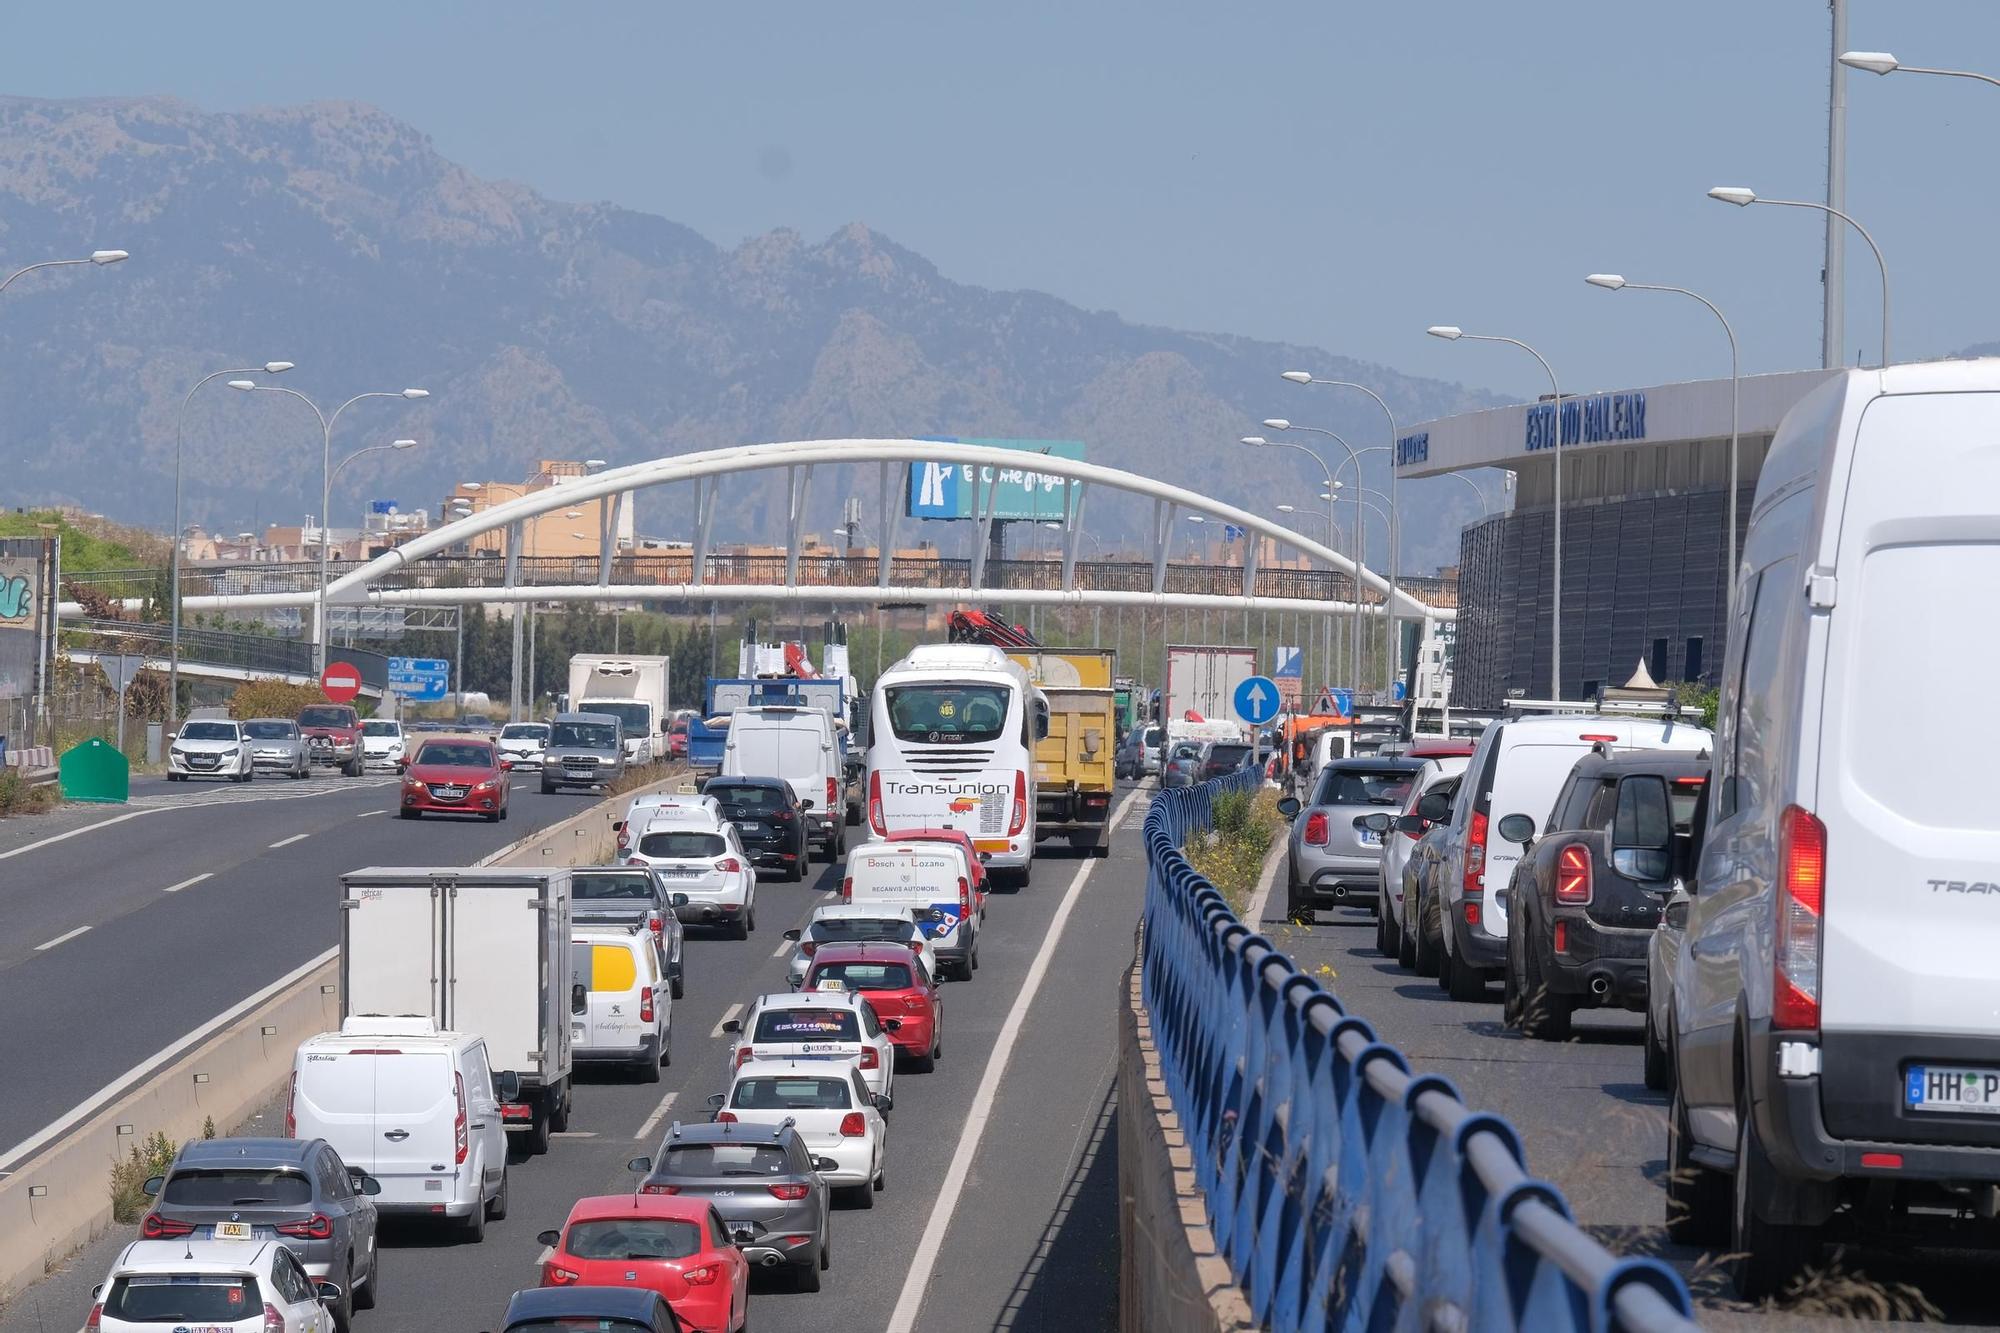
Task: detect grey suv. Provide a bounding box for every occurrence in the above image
[141,1136,381,1329]
[541,711,628,793]
[1278,757,1423,923]
[628,1119,833,1291]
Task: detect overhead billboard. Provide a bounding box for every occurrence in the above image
[905,439,1087,521]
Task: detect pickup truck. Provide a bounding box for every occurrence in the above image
[296,703,365,776]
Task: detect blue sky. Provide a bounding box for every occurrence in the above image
[11,1,1999,400]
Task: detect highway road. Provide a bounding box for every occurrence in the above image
[0,782,1154,1333]
[0,770,608,1156]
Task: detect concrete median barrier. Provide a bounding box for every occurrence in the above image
[0,767,691,1307]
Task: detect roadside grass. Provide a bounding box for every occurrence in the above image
[0,769,60,818]
[108,1131,178,1224]
[1184,787,1280,915]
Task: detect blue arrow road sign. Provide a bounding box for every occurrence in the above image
[386,656,451,701]
[1233,675,1281,726]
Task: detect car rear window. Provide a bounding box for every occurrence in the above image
[638,831,725,859]
[810,961,914,991]
[414,742,493,767]
[1315,766,1414,806]
[809,918,918,946]
[509,1320,654,1332]
[564,1217,703,1260]
[753,1008,859,1043]
[655,1143,794,1177]
[361,720,401,737]
[707,783,785,811]
[551,721,619,748]
[731,1076,853,1110]
[103,1274,261,1321]
[573,873,656,901]
[1204,744,1250,767]
[298,706,353,729]
[161,1167,313,1207]
[243,721,292,739]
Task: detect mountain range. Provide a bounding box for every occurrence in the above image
[0,95,1499,572]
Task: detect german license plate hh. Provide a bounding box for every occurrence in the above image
[1907,1065,2000,1114]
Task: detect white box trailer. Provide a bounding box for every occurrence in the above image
[1161,645,1255,763]
[566,655,671,765]
[340,866,574,1153]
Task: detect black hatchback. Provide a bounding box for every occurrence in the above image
[704,776,810,881]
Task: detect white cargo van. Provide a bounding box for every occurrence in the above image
[720,705,845,862]
[1670,363,2000,1297]
[841,841,979,980]
[571,925,672,1082]
[290,1017,510,1241]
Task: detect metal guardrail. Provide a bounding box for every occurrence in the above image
[62,618,391,691]
[1140,773,1699,1332]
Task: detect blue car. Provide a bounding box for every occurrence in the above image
[495,1285,683,1333]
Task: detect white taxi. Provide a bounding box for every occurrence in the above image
[628,805,757,939]
[782,904,941,990]
[615,789,723,859]
[721,990,898,1099]
[86,1238,342,1331]
[710,1058,889,1205]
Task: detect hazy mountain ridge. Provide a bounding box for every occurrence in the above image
[0,95,1499,568]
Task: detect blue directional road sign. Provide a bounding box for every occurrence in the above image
[1271,646,1302,679]
[386,656,451,702]
[1233,675,1281,726]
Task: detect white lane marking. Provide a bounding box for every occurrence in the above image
[769,937,792,958]
[0,808,156,862]
[163,873,213,894]
[33,926,90,952]
[883,785,1146,1333]
[268,833,310,849]
[0,947,336,1173]
[709,1002,744,1040]
[634,1091,679,1142]
[355,810,385,819]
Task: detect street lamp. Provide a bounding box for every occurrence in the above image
[1428,325,1566,698]
[169,360,295,725]
[0,249,131,297]
[232,382,431,671]
[1586,272,1743,614]
[1254,421,1369,685]
[1708,186,1890,365]
[1840,49,2000,87]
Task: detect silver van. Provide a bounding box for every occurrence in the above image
[540,711,627,793]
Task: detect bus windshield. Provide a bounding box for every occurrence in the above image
[885,683,1011,745]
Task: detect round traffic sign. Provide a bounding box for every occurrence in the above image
[1233,674,1281,726]
[320,661,362,704]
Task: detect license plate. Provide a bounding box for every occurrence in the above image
[660,867,701,878]
[974,839,1010,854]
[1357,828,1382,847]
[1907,1065,2000,1114]
[215,1221,253,1240]
[738,821,767,835]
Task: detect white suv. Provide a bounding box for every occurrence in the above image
[628,806,757,938]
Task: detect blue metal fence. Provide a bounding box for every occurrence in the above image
[1139,772,1699,1332]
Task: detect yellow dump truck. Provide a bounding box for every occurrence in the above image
[1007,652,1117,856]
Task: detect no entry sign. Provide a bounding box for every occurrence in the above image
[321,661,363,704]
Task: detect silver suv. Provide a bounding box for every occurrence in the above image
[1278,758,1422,923]
[629,1119,833,1290]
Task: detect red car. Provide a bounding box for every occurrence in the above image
[538,1193,749,1333]
[880,826,990,918]
[668,718,690,759]
[398,736,511,822]
[803,941,942,1072]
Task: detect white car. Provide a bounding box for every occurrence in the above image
[1369,748,1473,960]
[167,718,253,783]
[721,990,897,1099]
[781,904,940,990]
[573,925,673,1081]
[711,1057,889,1204]
[628,806,757,938]
[615,789,722,858]
[495,722,550,770]
[87,1238,341,1331]
[359,719,405,769]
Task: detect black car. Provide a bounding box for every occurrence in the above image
[496,1285,682,1333]
[1493,746,1708,1040]
[704,776,810,882]
[1195,740,1255,782]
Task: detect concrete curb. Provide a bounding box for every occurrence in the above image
[1241,819,1290,927]
[0,768,690,1307]
[1117,931,1257,1333]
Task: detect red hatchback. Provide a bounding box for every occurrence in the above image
[803,941,942,1072]
[881,826,990,918]
[668,718,690,759]
[398,736,511,822]
[538,1193,749,1333]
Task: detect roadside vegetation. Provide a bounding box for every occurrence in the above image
[0,768,60,817]
[107,1130,180,1224]
[226,678,332,720]
[1183,787,1280,915]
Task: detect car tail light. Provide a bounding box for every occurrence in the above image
[868,771,885,834]
[736,1046,755,1068]
[906,940,925,954]
[827,776,839,810]
[1553,920,1569,954]
[682,1263,719,1286]
[860,1046,880,1070]
[958,876,971,918]
[83,1304,102,1332]
[1463,810,1487,896]
[640,989,655,1024]
[840,877,852,902]
[454,1072,468,1165]
[1774,805,1826,1032]
[904,994,927,1011]
[275,1212,334,1240]
[263,1302,287,1333]
[1008,769,1027,836]
[839,1112,867,1137]
[649,914,665,937]
[715,857,743,874]
[641,1182,680,1195]
[1861,1152,1903,1170]
[1554,844,1592,905]
[1463,901,1481,928]
[285,1071,296,1138]
[141,1213,194,1239]
[1303,811,1329,846]
[716,1110,738,1124]
[800,940,818,957]
[768,1182,811,1201]
[545,1263,581,1285]
[627,856,648,867]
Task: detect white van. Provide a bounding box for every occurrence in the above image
[841,840,979,980]
[1670,363,2000,1297]
[1432,711,1711,1001]
[289,1018,510,1241]
[571,926,672,1082]
[721,705,844,862]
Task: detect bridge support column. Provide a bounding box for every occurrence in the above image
[506,521,524,723]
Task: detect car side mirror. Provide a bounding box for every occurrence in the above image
[813,1155,840,1173]
[979,852,992,864]
[802,798,816,809]
[706,1092,726,1109]
[1356,812,1393,833]
[314,1281,344,1306]
[1494,813,1537,845]
[671,892,690,908]
[92,1283,104,1301]
[141,1175,164,1197]
[721,1019,742,1035]
[495,1071,522,1102]
[1276,796,1301,820]
[536,1229,562,1248]
[782,928,801,941]
[1393,814,1427,835]
[873,1093,893,1113]
[881,1017,902,1032]
[395,756,409,769]
[627,1156,652,1173]
[499,759,513,771]
[611,820,624,833]
[1417,791,1453,822]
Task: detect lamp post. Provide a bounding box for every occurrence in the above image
[0,250,129,295]
[1586,273,1742,615]
[1254,422,1368,686]
[170,360,295,726]
[1427,326,1565,698]
[1708,186,1889,366]
[1841,49,2000,89]
[231,383,430,672]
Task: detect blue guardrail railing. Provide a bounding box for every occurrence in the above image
[1140,770,1700,1332]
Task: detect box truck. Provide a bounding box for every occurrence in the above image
[1161,645,1256,765]
[566,655,670,766]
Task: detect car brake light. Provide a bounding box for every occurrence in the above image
[716,1110,738,1124]
[715,857,743,874]
[1554,844,1592,904]
[545,1263,581,1285]
[736,1046,755,1067]
[1463,809,1487,896]
[1861,1152,1902,1170]
[682,1263,719,1286]
[1303,811,1328,845]
[641,1182,680,1195]
[904,994,927,1011]
[839,1112,867,1137]
[1578,733,1618,742]
[768,1182,810,1201]
[1463,901,1481,927]
[958,876,970,918]
[454,1072,468,1165]
[1553,920,1568,954]
[860,1047,880,1070]
[284,1071,296,1138]
[827,776,839,810]
[868,771,885,834]
[907,940,925,954]
[649,914,664,936]
[276,1213,334,1240]
[1673,776,1707,786]
[141,1213,195,1239]
[800,940,818,956]
[840,877,852,902]
[1774,805,1826,1032]
[83,1304,102,1332]
[640,989,654,1024]
[263,1302,286,1333]
[1008,769,1027,836]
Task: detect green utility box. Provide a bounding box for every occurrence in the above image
[60,737,130,804]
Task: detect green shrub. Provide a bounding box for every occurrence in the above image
[1185,788,1281,913]
[0,769,60,818]
[109,1130,178,1223]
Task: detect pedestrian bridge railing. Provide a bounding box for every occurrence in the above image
[1139,772,1699,1332]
